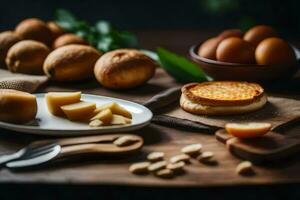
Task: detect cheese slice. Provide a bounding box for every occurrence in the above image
[46,92,81,116]
[61,101,96,121]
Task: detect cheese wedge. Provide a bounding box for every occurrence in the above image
[225,122,271,138]
[94,102,132,119]
[89,119,103,127]
[90,108,113,125]
[111,114,132,125]
[46,92,81,116]
[61,101,96,121]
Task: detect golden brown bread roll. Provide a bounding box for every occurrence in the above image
[53,33,87,49]
[94,49,157,89]
[0,31,21,68]
[6,40,50,75]
[43,44,101,81]
[0,89,37,123]
[15,18,53,46]
[46,21,65,41]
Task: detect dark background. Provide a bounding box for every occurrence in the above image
[0,0,299,38]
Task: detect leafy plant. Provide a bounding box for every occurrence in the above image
[54,9,139,52]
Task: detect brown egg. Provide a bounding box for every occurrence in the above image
[255,37,296,65]
[244,25,278,47]
[218,29,243,40]
[216,37,255,64]
[198,37,221,60]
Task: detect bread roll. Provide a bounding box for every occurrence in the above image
[94,49,157,89]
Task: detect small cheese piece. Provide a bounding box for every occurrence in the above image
[111,114,132,125]
[0,89,37,123]
[90,109,113,125]
[89,119,103,127]
[94,102,132,119]
[61,101,96,121]
[45,92,81,116]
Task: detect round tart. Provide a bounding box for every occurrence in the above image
[180,81,267,115]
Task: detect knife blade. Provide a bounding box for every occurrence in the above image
[143,87,215,132]
[143,86,181,112]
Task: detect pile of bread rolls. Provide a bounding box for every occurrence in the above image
[0,18,157,89]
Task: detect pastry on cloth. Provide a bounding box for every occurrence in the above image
[180,81,267,115]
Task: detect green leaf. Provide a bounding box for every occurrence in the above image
[116,31,139,48]
[54,9,78,31]
[55,9,77,22]
[95,21,112,35]
[157,48,209,83]
[97,36,113,52]
[53,9,140,52]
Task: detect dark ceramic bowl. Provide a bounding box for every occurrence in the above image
[189,43,300,82]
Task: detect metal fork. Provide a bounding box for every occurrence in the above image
[0,143,58,166]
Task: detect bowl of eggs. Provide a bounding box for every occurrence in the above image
[190,25,300,82]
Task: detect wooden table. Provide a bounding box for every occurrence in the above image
[0,31,300,198]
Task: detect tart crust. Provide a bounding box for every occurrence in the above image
[181,81,265,106]
[180,81,267,115]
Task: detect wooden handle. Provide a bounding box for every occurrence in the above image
[57,137,144,158]
[59,143,99,157]
[56,135,120,146]
[31,134,127,147]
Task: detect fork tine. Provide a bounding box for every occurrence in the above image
[6,145,61,169]
[24,143,57,155]
[22,144,58,159]
[23,147,58,160]
[0,143,58,167]
[27,143,57,151]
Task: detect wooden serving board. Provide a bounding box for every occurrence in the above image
[216,129,300,163]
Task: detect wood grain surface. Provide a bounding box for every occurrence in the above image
[0,31,300,187]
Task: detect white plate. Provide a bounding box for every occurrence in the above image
[0,94,153,136]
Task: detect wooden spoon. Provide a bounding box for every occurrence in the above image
[5,134,143,169]
[59,135,143,157]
